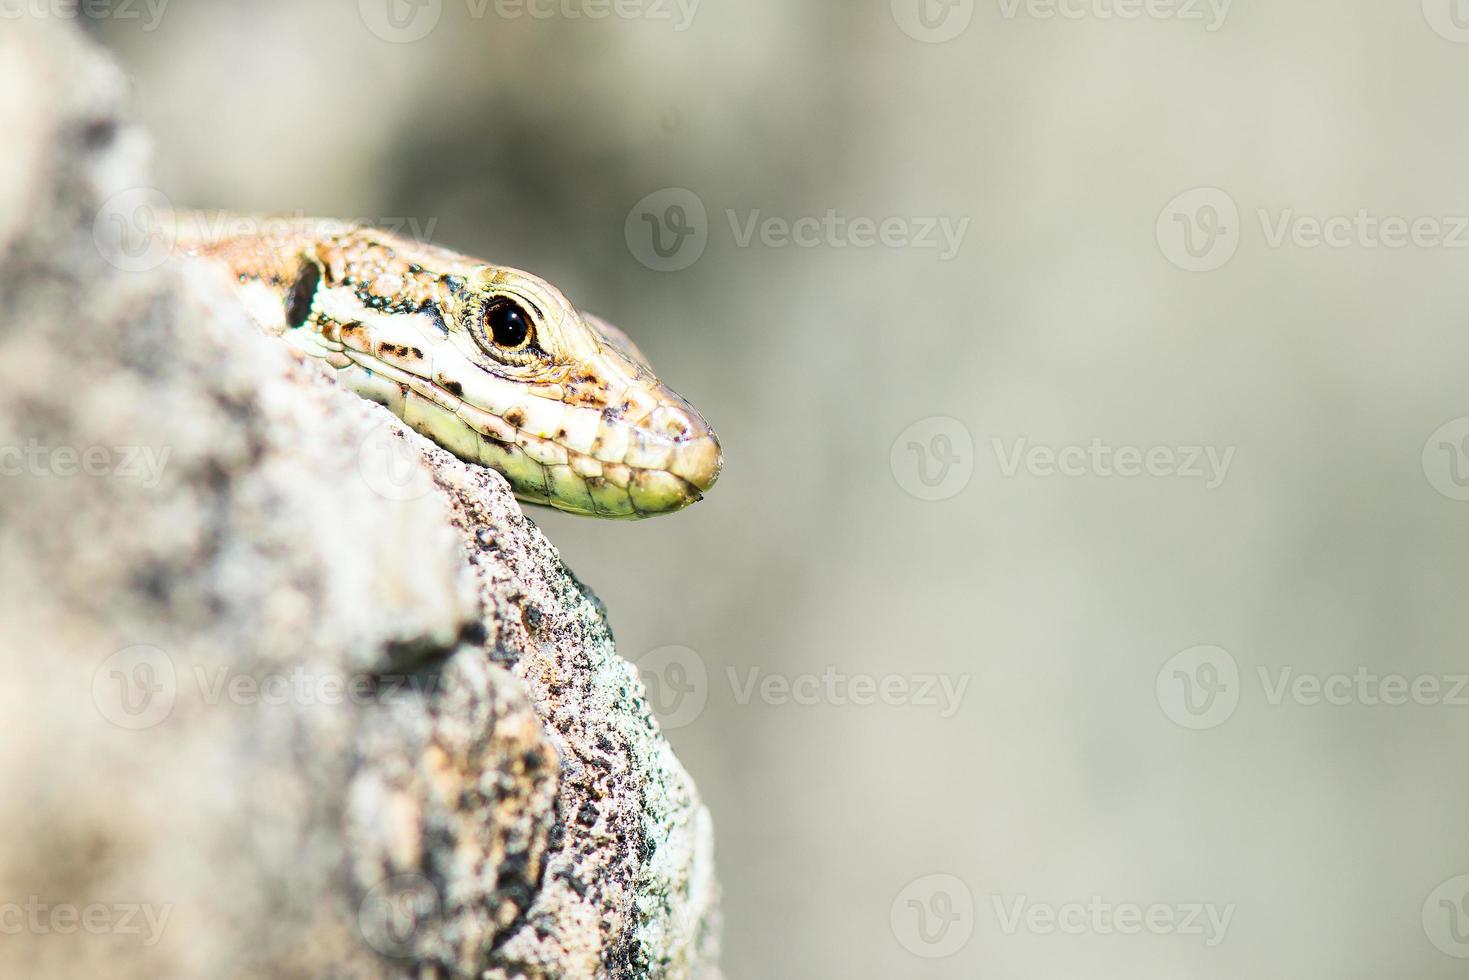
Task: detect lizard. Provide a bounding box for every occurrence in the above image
[175,214,721,519]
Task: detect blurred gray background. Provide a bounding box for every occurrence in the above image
[90,1,1469,976]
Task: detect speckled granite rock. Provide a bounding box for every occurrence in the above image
[0,19,718,980]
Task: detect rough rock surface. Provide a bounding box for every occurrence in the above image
[0,20,718,980]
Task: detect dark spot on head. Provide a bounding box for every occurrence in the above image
[503,408,526,428]
[443,380,463,397]
[285,259,321,329]
[419,302,450,336]
[565,387,609,410]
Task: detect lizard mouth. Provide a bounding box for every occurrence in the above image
[333,342,720,518]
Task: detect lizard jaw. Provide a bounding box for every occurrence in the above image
[292,302,720,517]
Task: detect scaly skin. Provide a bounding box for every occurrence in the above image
[176,214,721,518]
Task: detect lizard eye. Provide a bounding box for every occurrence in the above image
[484,298,533,350]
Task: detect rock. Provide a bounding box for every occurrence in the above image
[0,19,719,980]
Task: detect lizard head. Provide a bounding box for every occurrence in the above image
[329,263,722,518]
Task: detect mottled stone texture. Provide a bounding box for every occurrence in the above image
[0,20,719,980]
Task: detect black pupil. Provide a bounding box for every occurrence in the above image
[487,301,530,348]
